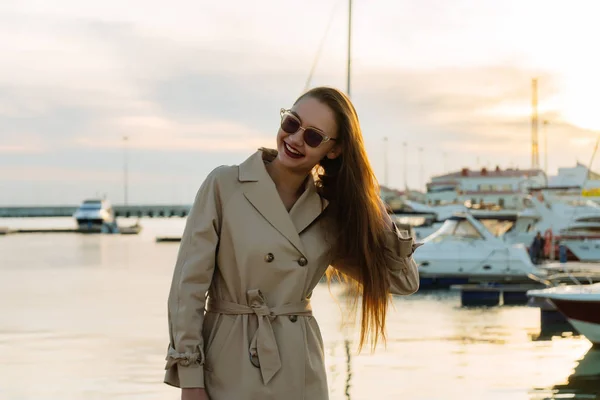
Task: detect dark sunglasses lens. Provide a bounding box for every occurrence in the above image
[281,115,300,133]
[304,129,324,148]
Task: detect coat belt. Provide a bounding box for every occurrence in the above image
[206,289,312,385]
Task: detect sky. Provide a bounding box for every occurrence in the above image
[1,0,600,206]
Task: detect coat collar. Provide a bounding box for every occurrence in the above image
[238,148,328,256]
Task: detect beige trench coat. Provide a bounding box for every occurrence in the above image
[164,148,420,400]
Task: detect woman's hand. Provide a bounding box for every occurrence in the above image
[182,388,209,400]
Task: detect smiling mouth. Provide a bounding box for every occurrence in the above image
[284,142,304,158]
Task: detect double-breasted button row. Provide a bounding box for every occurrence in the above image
[263,253,309,267]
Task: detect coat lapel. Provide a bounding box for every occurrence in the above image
[239,149,328,257]
[289,176,328,234]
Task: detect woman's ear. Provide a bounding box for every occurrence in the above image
[326,145,342,160]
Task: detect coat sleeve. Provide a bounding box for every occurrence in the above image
[380,222,421,295]
[164,167,224,388]
[331,216,420,295]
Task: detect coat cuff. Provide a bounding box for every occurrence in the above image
[164,363,205,388]
[164,346,206,388]
[384,227,415,258]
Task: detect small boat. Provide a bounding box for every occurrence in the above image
[73,199,116,231]
[119,221,143,235]
[527,283,600,346]
[413,211,542,283]
[155,236,182,243]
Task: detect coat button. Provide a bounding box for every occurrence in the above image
[289,315,298,322]
[297,257,308,267]
[249,349,260,368]
[264,253,274,263]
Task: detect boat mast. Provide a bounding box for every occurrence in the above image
[346,0,352,97]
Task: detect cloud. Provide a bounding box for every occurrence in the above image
[0,145,45,154]
[0,132,48,154]
[74,116,273,152]
[0,164,195,184]
[2,0,599,203]
[0,16,303,157]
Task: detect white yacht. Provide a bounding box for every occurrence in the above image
[475,196,600,262]
[73,199,116,230]
[412,212,541,283]
[527,283,600,346]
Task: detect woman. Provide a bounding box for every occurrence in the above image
[164,87,420,400]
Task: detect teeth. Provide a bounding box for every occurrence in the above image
[285,143,302,155]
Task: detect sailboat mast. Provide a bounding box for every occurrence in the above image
[346,0,352,97]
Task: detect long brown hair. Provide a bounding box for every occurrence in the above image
[295,87,392,352]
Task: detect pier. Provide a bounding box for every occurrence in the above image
[451,283,546,307]
[0,224,142,235]
[0,204,191,218]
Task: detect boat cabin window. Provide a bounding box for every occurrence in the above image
[392,215,434,228]
[80,201,103,210]
[426,218,483,242]
[454,220,482,238]
[479,219,515,237]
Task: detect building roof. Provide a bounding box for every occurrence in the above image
[432,166,545,180]
[380,185,405,196]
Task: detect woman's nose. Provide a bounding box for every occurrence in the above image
[287,127,305,145]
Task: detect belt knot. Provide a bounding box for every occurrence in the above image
[207,289,313,384]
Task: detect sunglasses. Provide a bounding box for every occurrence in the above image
[279,108,337,148]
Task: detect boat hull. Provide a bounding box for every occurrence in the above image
[561,239,600,262]
[549,299,600,345]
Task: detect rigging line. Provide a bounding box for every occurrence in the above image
[303,0,342,92]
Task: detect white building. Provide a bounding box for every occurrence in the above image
[426,166,547,209]
[539,162,600,204]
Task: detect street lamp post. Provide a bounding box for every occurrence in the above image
[383,137,388,187]
[418,147,424,191]
[123,136,129,207]
[403,142,408,190]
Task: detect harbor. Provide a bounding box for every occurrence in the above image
[4,158,600,400]
[1,216,599,400]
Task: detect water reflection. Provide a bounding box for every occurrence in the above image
[532,348,600,399]
[1,218,597,400]
[531,317,578,342]
[345,338,352,399]
[555,348,600,398]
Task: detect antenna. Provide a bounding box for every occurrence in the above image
[543,120,549,176]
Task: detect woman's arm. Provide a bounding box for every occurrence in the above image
[331,201,420,295]
[164,167,225,389]
[379,218,421,295]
